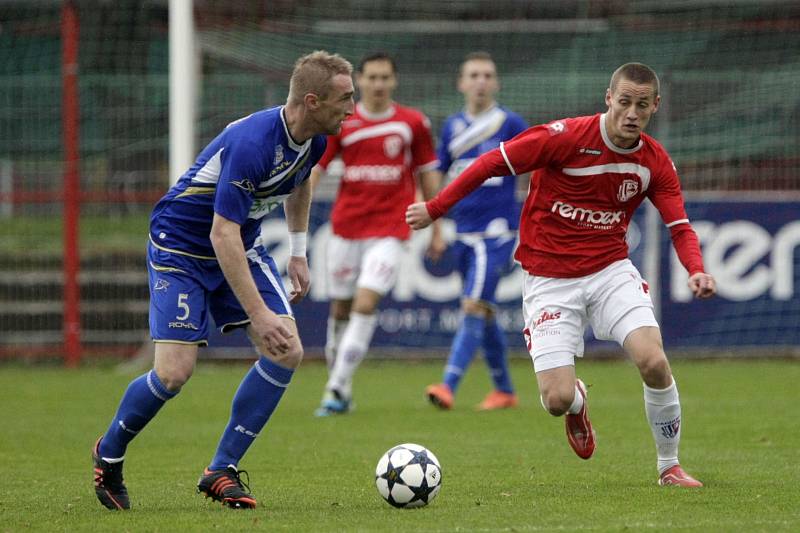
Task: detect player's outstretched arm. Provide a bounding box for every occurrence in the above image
[406,202,433,230]
[284,180,312,303]
[688,272,716,299]
[211,213,293,354]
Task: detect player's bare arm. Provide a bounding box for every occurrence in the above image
[210,213,293,353]
[418,168,446,261]
[308,166,325,195]
[688,272,716,299]
[284,179,312,303]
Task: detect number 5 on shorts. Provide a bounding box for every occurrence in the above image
[177,293,190,320]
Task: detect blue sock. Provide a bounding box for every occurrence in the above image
[98,370,177,459]
[482,318,514,394]
[443,314,485,393]
[208,356,294,471]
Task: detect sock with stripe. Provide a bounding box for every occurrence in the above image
[482,317,514,393]
[98,369,178,460]
[443,314,485,393]
[644,379,682,474]
[208,356,294,470]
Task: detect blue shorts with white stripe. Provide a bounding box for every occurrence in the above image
[146,241,292,345]
[453,236,516,305]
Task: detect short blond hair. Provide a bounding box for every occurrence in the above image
[288,50,353,104]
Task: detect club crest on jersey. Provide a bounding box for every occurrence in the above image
[617,179,639,202]
[383,135,403,159]
[273,144,284,166]
[547,120,567,136]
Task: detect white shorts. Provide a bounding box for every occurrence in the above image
[521,259,659,373]
[326,235,405,300]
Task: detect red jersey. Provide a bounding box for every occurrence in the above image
[317,102,438,240]
[427,113,704,278]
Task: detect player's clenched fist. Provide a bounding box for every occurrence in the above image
[406,202,433,230]
[688,272,716,299]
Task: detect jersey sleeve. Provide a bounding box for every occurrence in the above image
[498,120,567,175]
[436,120,453,174]
[315,133,340,170]
[412,113,439,172]
[648,156,705,274]
[213,140,264,225]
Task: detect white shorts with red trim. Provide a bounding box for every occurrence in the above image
[325,235,405,300]
[521,259,659,373]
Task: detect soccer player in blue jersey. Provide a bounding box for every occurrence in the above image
[425,52,528,411]
[91,51,355,511]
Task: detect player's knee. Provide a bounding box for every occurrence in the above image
[155,366,192,392]
[540,388,573,416]
[637,353,671,386]
[270,343,304,369]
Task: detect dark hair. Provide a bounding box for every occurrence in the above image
[357,52,397,74]
[610,62,660,96]
[459,51,496,76]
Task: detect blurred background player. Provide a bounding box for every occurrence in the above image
[311,52,444,416]
[92,51,354,510]
[407,63,716,487]
[425,52,528,411]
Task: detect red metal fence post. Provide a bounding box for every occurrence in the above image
[62,0,81,366]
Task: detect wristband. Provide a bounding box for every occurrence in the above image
[288,232,307,257]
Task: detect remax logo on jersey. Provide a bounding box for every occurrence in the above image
[547,120,567,136]
[551,201,625,226]
[617,179,639,202]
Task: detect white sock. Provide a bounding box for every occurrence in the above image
[324,317,349,372]
[566,383,584,415]
[326,312,377,398]
[643,379,681,474]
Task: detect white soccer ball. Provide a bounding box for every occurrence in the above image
[375,443,442,508]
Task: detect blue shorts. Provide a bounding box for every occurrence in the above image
[147,241,292,345]
[453,235,516,305]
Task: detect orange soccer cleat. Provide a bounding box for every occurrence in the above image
[426,383,454,410]
[476,390,519,411]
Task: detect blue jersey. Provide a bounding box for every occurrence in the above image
[150,106,327,259]
[437,105,527,235]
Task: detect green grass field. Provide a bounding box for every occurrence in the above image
[1,358,798,532]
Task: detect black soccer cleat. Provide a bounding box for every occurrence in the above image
[197,465,257,509]
[92,437,130,510]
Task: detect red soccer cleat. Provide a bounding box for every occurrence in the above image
[476,390,518,411]
[659,465,703,487]
[426,383,454,410]
[565,379,595,459]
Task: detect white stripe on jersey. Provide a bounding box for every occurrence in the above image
[192,147,224,185]
[448,107,507,159]
[562,163,652,191]
[259,142,311,188]
[666,218,690,228]
[340,122,412,147]
[499,142,517,175]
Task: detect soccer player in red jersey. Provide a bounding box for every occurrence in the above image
[407,63,715,487]
[312,52,444,416]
